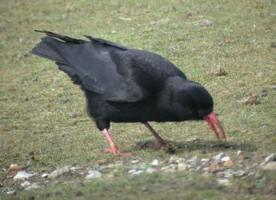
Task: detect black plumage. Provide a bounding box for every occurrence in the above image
[32,31,225,155]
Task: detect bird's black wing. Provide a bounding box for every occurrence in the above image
[31,31,148,102]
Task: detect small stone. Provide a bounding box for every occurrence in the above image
[68,112,77,118]
[260,153,275,166]
[70,166,81,172]
[220,156,234,167]
[260,123,268,129]
[128,169,143,175]
[232,170,246,177]
[186,137,200,143]
[247,171,255,176]
[186,156,199,167]
[41,173,48,178]
[213,152,225,161]
[223,159,234,167]
[261,162,276,171]
[169,156,185,164]
[195,166,201,171]
[146,167,157,174]
[203,167,209,172]
[237,150,244,161]
[25,183,40,190]
[221,156,231,162]
[208,162,221,173]
[151,159,160,166]
[131,160,140,164]
[128,169,136,174]
[272,84,276,90]
[198,19,213,27]
[103,164,115,170]
[237,150,242,156]
[6,190,16,195]
[118,17,131,21]
[177,163,187,171]
[13,171,36,180]
[222,169,233,178]
[48,166,71,179]
[200,159,210,167]
[8,164,23,173]
[85,170,102,179]
[201,158,210,162]
[217,178,231,186]
[161,164,177,173]
[21,181,31,187]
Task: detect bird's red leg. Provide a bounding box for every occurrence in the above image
[102,129,132,156]
[144,122,167,149]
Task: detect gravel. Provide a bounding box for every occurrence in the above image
[3,152,275,193]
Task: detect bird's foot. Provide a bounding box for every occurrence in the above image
[104,146,132,156]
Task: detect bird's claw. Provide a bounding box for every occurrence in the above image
[104,147,132,156]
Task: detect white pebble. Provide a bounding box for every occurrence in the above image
[221,156,231,162]
[261,154,275,166]
[217,178,231,186]
[41,173,48,178]
[128,169,143,175]
[213,152,225,161]
[13,171,36,180]
[151,159,160,166]
[146,167,157,174]
[21,181,31,187]
[48,166,71,179]
[131,160,140,164]
[85,170,102,179]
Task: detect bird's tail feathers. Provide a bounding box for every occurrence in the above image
[31,30,84,86]
[31,30,86,63]
[34,30,85,44]
[31,36,66,63]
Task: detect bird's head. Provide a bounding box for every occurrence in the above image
[177,80,226,142]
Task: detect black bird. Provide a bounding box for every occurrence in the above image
[31,30,226,156]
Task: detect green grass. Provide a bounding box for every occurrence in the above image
[0,0,276,199]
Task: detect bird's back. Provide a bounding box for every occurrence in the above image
[32,31,186,103]
[122,49,186,84]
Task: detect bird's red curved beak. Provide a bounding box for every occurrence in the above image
[204,112,226,143]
